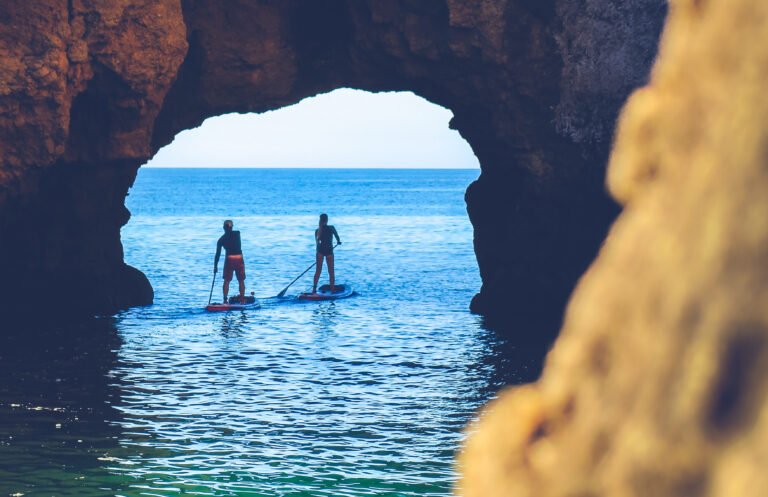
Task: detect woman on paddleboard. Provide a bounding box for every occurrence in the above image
[313,213,341,294]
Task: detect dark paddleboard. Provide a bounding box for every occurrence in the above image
[298,284,354,301]
[205,295,259,312]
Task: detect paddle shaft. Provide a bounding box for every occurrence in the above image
[208,271,217,304]
[276,243,339,298]
[276,262,316,298]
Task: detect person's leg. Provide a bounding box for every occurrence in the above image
[328,253,335,293]
[237,260,246,304]
[313,252,323,293]
[223,258,234,303]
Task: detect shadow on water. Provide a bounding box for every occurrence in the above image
[0,317,140,496]
[476,317,552,389]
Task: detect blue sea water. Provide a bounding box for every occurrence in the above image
[0,168,537,496]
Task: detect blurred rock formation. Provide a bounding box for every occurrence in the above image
[460,0,768,495]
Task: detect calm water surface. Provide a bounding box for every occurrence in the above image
[0,169,537,496]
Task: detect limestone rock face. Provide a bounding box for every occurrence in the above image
[0,0,664,332]
[460,0,768,495]
[0,0,187,313]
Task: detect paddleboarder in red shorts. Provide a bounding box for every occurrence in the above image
[214,220,246,304]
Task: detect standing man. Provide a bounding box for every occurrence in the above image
[214,220,246,304]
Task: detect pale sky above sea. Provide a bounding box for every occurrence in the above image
[145,88,479,169]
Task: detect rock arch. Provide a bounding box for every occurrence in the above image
[0,0,666,341]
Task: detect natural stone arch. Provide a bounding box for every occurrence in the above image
[0,0,666,343]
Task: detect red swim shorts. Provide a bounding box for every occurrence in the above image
[223,255,246,282]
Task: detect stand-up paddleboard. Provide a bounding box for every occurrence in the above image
[298,284,354,301]
[205,295,260,312]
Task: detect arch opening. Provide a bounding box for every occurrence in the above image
[123,88,482,310]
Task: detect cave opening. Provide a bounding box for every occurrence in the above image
[122,88,483,312]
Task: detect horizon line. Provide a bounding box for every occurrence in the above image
[141,165,481,170]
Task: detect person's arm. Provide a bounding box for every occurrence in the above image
[214,238,223,273]
[332,226,341,245]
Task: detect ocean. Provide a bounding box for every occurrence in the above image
[1,168,538,496]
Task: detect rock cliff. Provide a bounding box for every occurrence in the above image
[0,0,188,313]
[460,0,768,495]
[0,1,665,336]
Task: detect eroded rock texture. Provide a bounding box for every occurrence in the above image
[0,1,665,333]
[460,0,768,495]
[0,0,188,313]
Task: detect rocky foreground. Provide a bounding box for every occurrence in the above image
[460,1,768,495]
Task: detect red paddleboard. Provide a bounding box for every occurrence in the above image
[205,295,259,312]
[298,284,354,301]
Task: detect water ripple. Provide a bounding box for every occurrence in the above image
[0,170,543,496]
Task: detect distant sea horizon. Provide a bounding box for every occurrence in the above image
[141,165,481,170]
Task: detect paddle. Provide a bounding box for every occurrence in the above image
[276,243,339,298]
[207,271,217,305]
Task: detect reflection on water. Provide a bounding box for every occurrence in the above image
[0,169,546,496]
[220,313,250,337]
[311,302,341,334]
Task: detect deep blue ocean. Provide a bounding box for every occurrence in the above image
[1,168,537,496]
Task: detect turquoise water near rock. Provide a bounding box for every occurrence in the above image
[0,168,538,496]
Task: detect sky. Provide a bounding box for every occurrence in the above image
[145,88,479,169]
